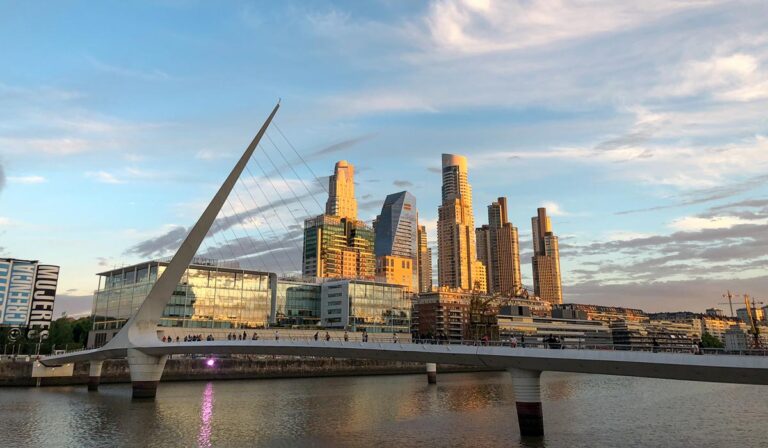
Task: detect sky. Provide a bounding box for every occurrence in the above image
[0,0,766,317]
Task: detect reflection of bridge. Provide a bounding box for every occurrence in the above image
[38,103,768,437]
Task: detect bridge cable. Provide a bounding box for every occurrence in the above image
[273,122,329,195]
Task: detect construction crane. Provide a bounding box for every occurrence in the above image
[743,294,764,349]
[719,290,737,317]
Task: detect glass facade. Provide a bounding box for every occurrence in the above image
[92,261,275,331]
[272,280,321,327]
[322,280,411,333]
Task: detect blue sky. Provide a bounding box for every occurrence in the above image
[1,0,767,316]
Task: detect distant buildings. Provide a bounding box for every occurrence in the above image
[417,225,433,293]
[476,197,522,296]
[302,161,375,280]
[531,207,563,304]
[373,191,419,292]
[437,154,482,291]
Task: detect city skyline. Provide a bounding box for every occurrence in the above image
[1,1,767,316]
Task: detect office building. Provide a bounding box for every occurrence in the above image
[270,279,322,327]
[374,191,419,291]
[437,154,478,291]
[417,225,433,293]
[531,207,563,304]
[476,197,522,296]
[302,215,375,280]
[303,161,375,280]
[320,279,411,333]
[375,255,414,292]
[558,303,648,323]
[325,160,357,220]
[497,307,613,346]
[89,258,276,347]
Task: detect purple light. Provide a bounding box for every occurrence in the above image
[206,358,215,367]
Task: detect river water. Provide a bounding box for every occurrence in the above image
[1,371,766,447]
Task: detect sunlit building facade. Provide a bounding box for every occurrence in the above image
[89,258,276,347]
[302,215,375,280]
[325,160,357,220]
[375,255,414,292]
[417,225,433,293]
[476,197,522,296]
[437,154,478,291]
[321,279,411,333]
[531,207,563,304]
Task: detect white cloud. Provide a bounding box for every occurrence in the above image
[419,0,718,55]
[541,201,567,216]
[86,171,122,184]
[669,215,762,231]
[0,137,91,155]
[659,52,768,101]
[8,175,46,184]
[195,149,232,160]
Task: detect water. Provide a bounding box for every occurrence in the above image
[1,372,766,447]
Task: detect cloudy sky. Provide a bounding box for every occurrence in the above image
[1,0,766,316]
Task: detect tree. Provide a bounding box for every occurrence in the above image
[700,332,724,349]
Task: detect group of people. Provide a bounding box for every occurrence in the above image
[226,331,249,341]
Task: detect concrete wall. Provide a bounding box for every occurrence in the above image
[1,357,491,387]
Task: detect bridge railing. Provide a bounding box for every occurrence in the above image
[152,334,768,356]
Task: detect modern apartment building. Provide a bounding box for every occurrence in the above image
[302,215,375,280]
[531,207,563,304]
[302,160,375,280]
[476,197,522,296]
[437,154,478,291]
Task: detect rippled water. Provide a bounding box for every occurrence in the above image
[1,372,766,447]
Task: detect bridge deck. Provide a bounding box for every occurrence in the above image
[41,340,768,385]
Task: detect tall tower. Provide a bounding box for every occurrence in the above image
[417,224,433,293]
[374,191,419,291]
[531,207,562,304]
[476,197,522,296]
[325,160,357,220]
[437,154,479,291]
[304,160,374,280]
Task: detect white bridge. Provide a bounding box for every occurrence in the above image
[38,103,768,437]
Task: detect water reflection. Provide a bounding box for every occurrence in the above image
[0,372,765,447]
[197,383,214,448]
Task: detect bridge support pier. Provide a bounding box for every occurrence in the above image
[87,360,103,391]
[508,368,544,437]
[127,349,167,399]
[426,363,437,384]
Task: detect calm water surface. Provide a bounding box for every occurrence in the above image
[1,371,766,447]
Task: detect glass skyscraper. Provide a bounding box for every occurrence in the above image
[374,191,419,291]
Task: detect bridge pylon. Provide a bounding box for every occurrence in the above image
[508,368,544,437]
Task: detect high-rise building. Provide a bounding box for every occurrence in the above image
[476,197,522,296]
[303,215,375,280]
[437,154,478,291]
[531,207,563,304]
[374,191,418,291]
[325,160,357,220]
[303,161,374,280]
[417,225,433,293]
